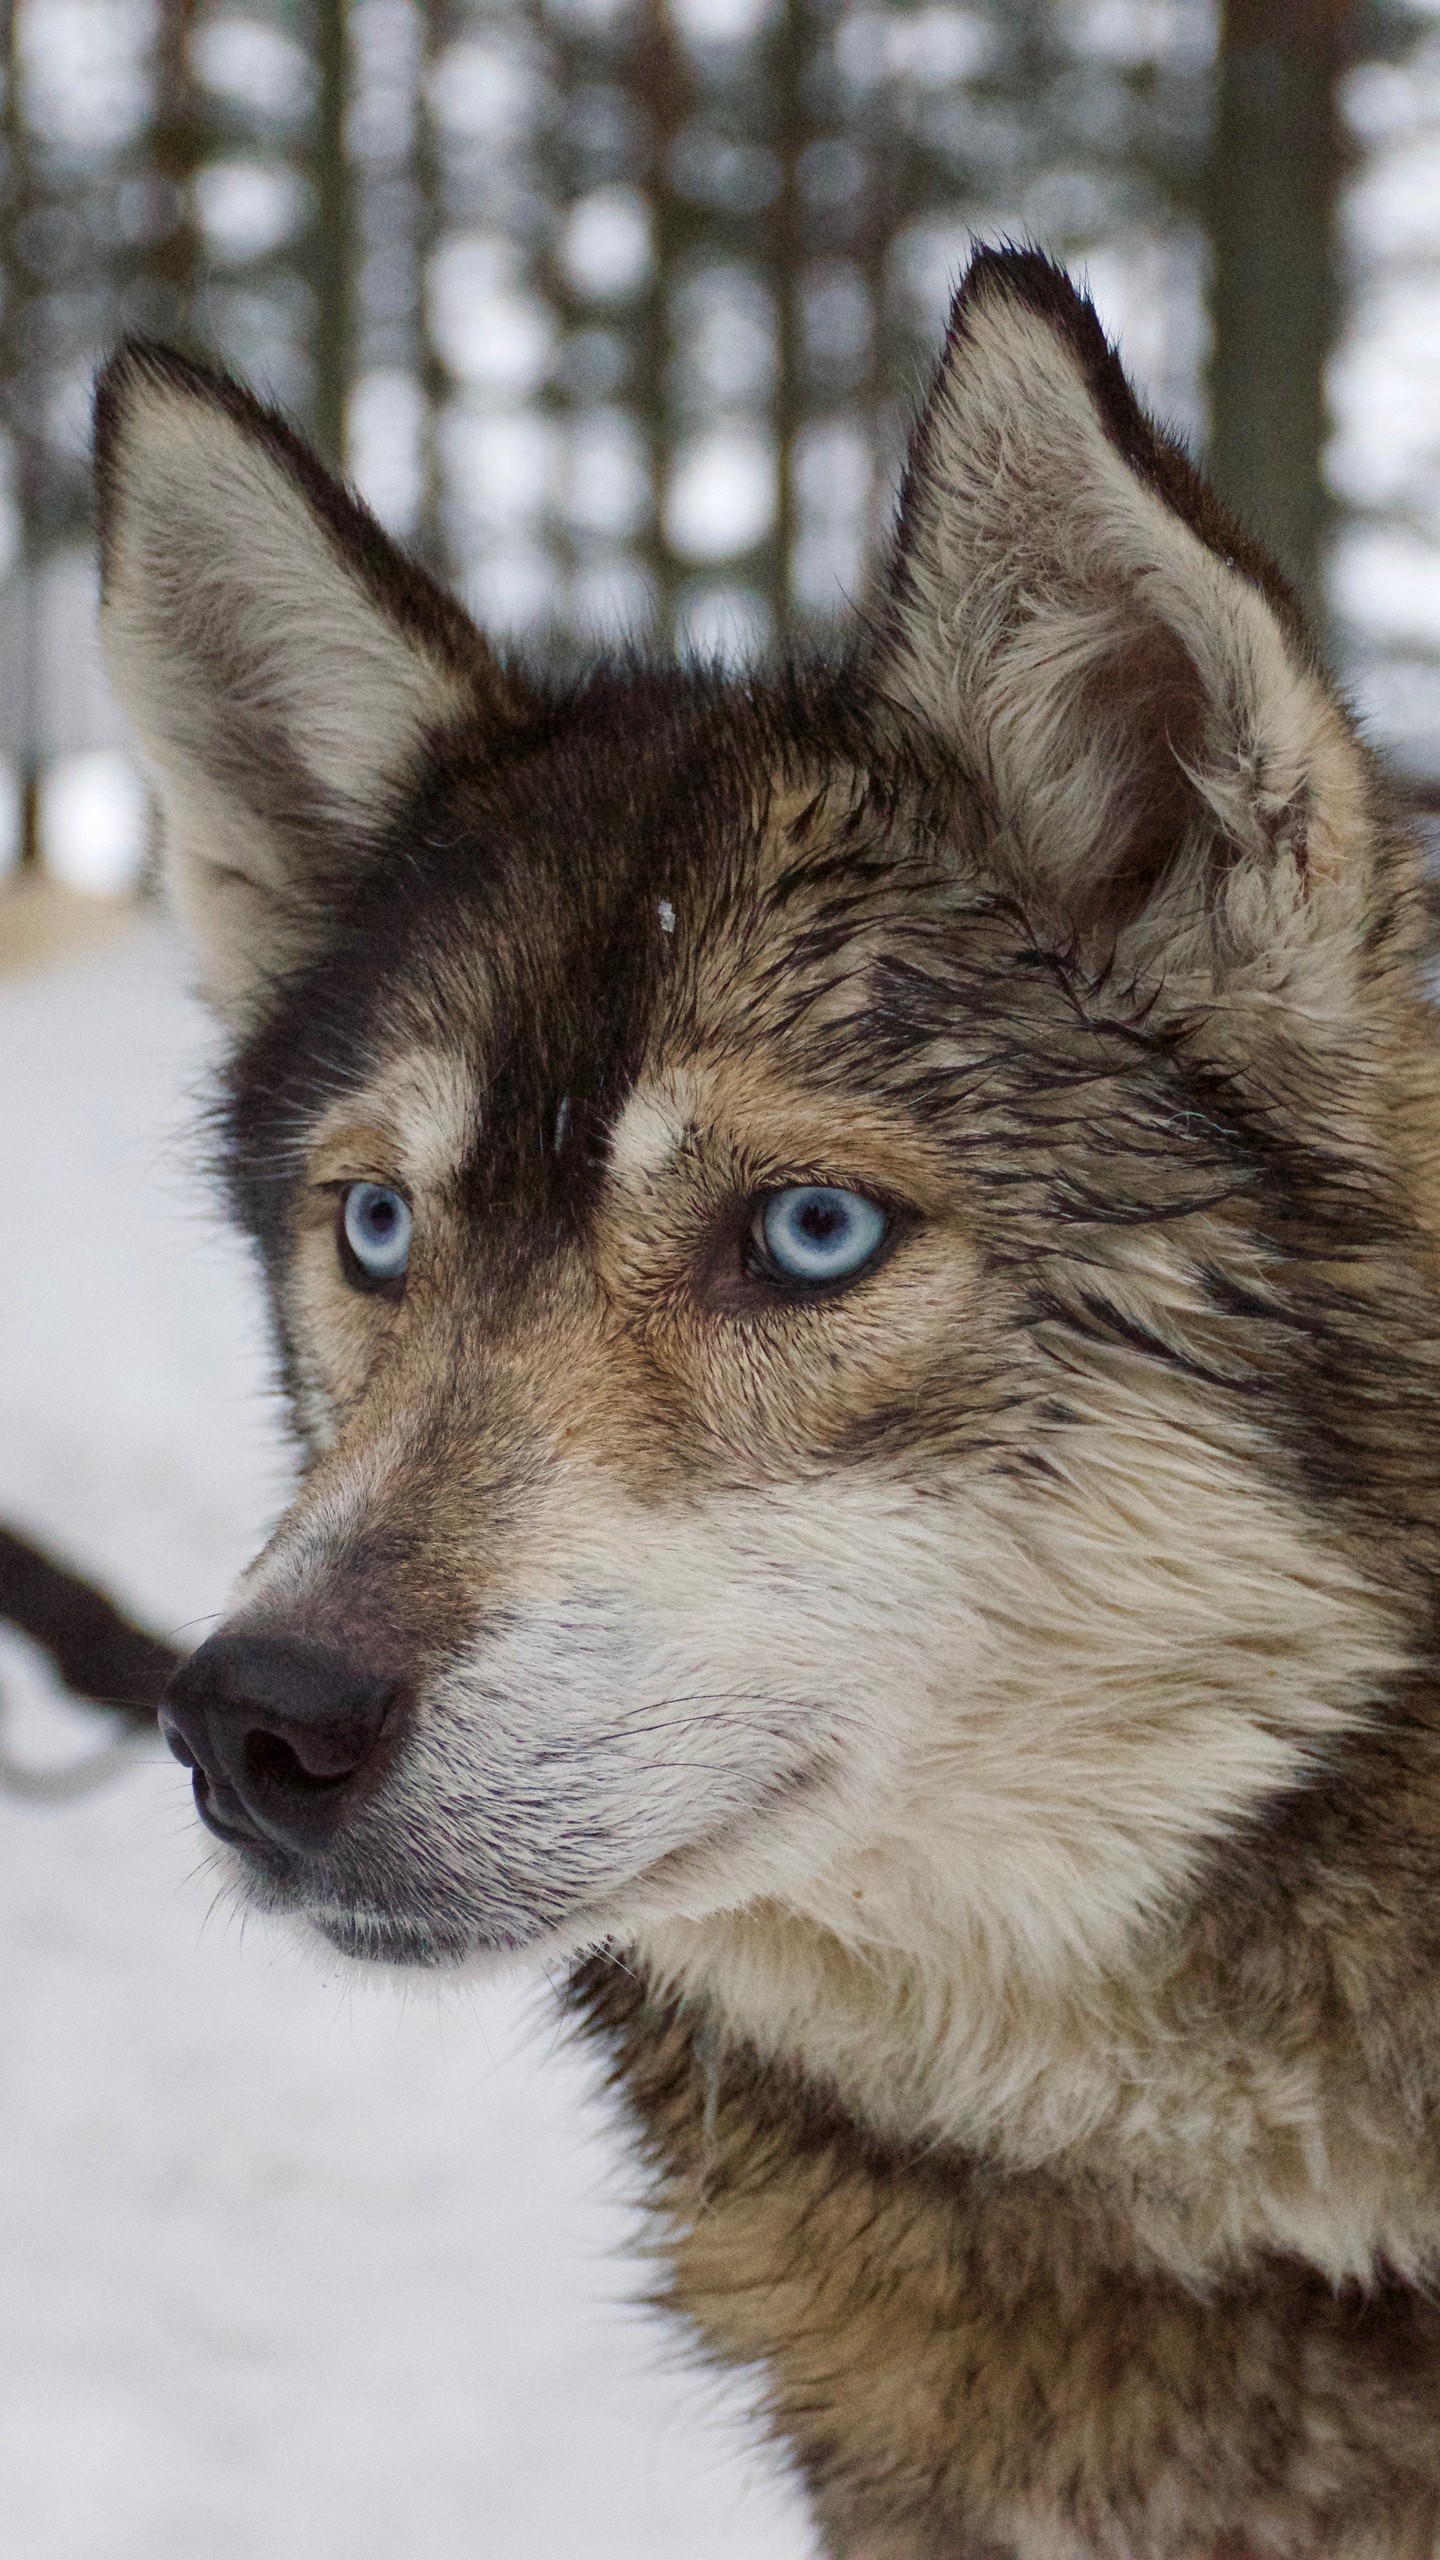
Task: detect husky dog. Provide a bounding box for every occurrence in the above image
[96,248,1440,2557]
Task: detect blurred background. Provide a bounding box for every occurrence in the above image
[1,0,1439,894]
[1,6,1439,2558]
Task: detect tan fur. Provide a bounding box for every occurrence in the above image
[242,820,1429,2311]
[578,1953,1440,2560]
[97,256,1440,2556]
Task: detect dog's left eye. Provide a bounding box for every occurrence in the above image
[753,1186,888,1288]
[340,1182,412,1287]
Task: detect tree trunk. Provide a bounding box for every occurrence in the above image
[310,0,352,476]
[1207,0,1351,640]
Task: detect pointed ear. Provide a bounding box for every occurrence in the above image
[95,343,525,1029]
[873,249,1373,1007]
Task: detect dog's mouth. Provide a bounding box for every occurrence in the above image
[206,1745,837,1973]
[165,1604,844,1968]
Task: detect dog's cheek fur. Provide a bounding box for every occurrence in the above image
[631,1380,1418,2281]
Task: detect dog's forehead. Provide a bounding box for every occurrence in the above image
[318,734,890,1186]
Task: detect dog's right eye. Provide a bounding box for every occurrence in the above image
[339,1183,412,1292]
[751,1186,889,1289]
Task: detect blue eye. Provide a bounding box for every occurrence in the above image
[755,1186,888,1287]
[341,1183,412,1286]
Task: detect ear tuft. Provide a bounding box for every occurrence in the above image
[873,246,1367,1003]
[95,341,523,1028]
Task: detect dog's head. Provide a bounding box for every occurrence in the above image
[95,251,1439,1993]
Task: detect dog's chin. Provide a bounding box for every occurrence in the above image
[298,1882,556,1971]
[307,1907,496,1970]
[212,1838,563,1972]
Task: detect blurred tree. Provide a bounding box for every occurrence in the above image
[414,0,445,573]
[0,0,1437,891]
[144,0,203,345]
[1207,0,1349,633]
[629,0,694,639]
[1,9,43,868]
[309,0,352,473]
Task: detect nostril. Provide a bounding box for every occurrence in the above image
[243,1727,355,1799]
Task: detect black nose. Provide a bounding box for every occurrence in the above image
[160,1632,400,1853]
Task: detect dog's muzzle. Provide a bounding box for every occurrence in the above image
[160,1632,403,1855]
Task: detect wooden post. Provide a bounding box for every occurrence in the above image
[1207,0,1351,636]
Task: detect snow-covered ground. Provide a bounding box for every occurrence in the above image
[0,920,820,2560]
